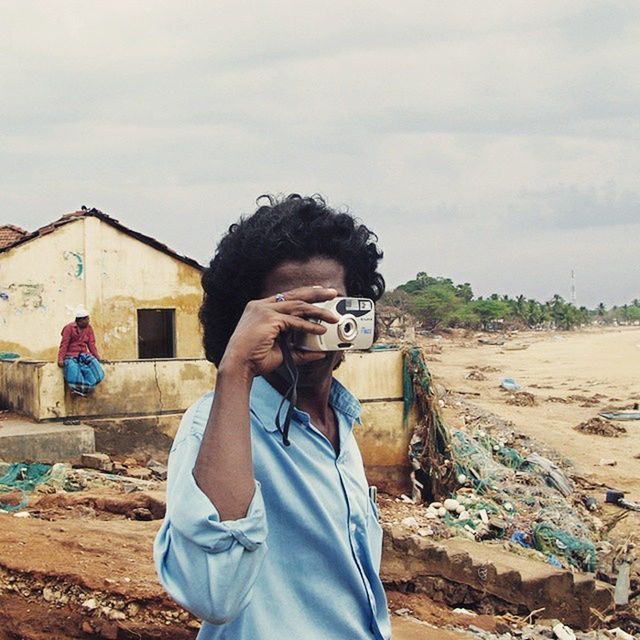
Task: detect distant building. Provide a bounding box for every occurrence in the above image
[0,224,28,249]
[0,208,204,361]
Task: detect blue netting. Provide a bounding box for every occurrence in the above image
[0,463,52,512]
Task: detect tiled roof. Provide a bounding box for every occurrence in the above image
[0,209,203,270]
[0,224,28,249]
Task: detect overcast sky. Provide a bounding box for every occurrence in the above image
[2,1,638,307]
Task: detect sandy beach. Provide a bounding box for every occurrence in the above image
[424,327,640,497]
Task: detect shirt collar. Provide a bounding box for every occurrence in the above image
[250,375,362,433]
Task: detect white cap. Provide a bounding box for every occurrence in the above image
[74,305,90,318]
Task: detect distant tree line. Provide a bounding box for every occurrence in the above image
[378,272,640,332]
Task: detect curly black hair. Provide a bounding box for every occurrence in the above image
[200,194,385,366]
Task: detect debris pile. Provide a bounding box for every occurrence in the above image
[506,391,537,406]
[404,346,458,503]
[0,568,200,630]
[573,417,627,438]
[405,348,602,573]
[461,621,636,639]
[568,394,606,407]
[0,455,167,515]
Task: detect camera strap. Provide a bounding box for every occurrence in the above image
[275,334,298,446]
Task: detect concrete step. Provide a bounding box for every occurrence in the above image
[0,418,95,463]
[381,526,614,630]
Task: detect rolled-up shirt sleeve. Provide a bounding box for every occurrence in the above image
[154,397,269,625]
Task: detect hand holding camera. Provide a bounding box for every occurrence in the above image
[219,286,340,379]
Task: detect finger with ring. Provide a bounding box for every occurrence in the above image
[275,293,286,302]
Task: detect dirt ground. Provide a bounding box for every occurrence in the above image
[0,492,473,639]
[0,490,198,640]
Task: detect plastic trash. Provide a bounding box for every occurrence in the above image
[522,453,573,497]
[500,378,521,391]
[598,411,640,421]
[605,490,640,512]
[547,555,563,568]
[606,490,625,504]
[510,531,532,548]
[614,560,631,605]
[552,622,576,640]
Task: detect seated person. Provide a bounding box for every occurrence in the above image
[57,306,104,397]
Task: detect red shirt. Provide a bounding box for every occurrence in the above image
[57,322,100,365]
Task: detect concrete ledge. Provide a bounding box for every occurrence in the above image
[381,526,614,630]
[83,414,181,462]
[0,419,95,463]
[1,350,413,485]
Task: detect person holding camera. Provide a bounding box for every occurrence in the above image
[155,194,390,639]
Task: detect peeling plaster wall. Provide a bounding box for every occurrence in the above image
[89,220,203,359]
[0,223,85,360]
[335,350,409,467]
[0,360,42,415]
[0,217,203,360]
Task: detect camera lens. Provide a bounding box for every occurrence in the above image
[337,315,358,342]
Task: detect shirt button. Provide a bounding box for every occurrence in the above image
[350,522,357,533]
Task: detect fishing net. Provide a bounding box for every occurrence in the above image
[533,522,597,572]
[404,346,598,572]
[450,430,514,494]
[404,346,458,502]
[0,463,52,512]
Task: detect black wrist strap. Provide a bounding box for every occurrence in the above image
[275,334,299,446]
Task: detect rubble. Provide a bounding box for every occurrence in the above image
[397,347,640,636]
[81,452,113,472]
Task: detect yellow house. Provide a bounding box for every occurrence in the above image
[0,209,204,361]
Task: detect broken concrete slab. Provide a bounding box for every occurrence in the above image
[0,418,95,463]
[80,452,112,471]
[381,526,614,630]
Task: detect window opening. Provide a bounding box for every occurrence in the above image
[137,309,176,359]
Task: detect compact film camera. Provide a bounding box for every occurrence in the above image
[292,297,375,351]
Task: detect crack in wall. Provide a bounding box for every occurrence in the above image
[153,362,164,412]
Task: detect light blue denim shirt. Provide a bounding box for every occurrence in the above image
[154,376,391,640]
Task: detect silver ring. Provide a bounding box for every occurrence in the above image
[275,293,286,302]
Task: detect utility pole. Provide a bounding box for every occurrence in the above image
[571,269,576,305]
